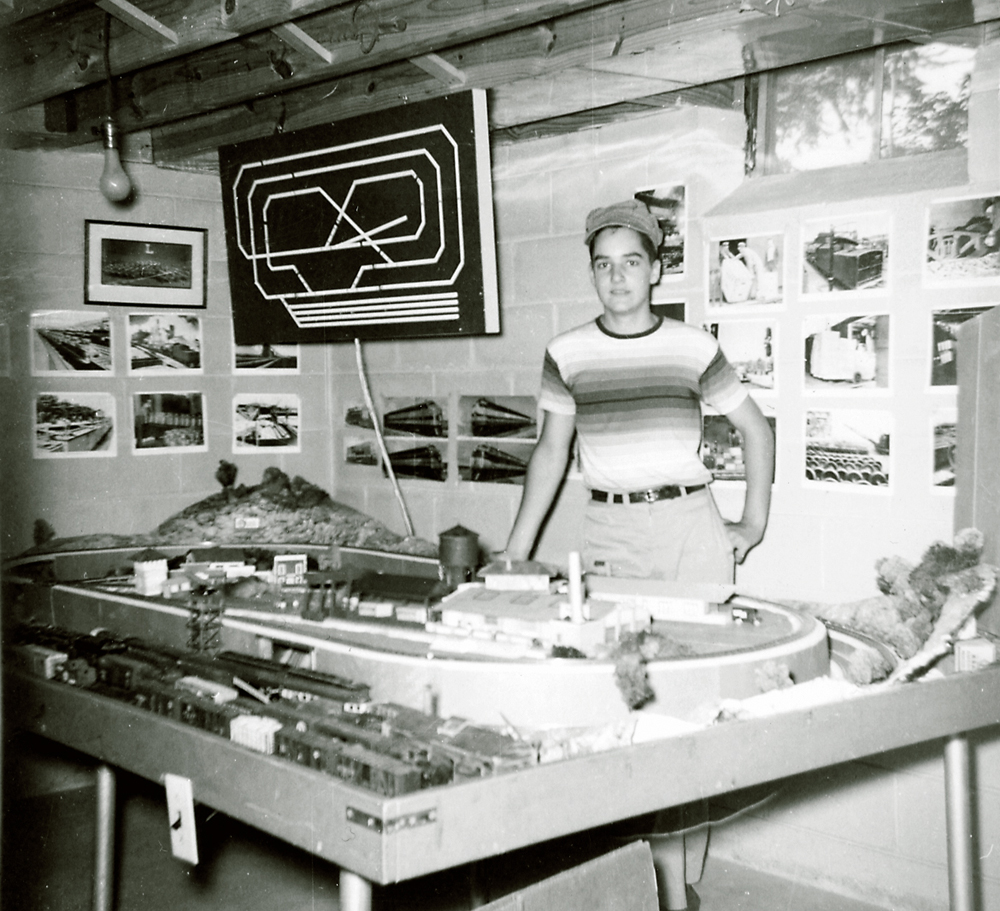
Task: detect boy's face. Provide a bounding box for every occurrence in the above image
[589,227,661,320]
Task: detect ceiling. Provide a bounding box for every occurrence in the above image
[2,0,999,172]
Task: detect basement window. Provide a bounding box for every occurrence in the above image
[753,41,975,175]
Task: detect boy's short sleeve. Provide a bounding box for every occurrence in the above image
[538,349,577,415]
[700,346,749,416]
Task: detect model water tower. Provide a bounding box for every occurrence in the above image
[438,524,480,588]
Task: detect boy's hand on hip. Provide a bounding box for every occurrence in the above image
[724,519,764,564]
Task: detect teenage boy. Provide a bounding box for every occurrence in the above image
[502,199,774,582]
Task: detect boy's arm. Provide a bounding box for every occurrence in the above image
[723,396,775,564]
[502,410,576,561]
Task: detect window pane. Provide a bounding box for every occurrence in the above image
[771,54,875,173]
[881,43,973,158]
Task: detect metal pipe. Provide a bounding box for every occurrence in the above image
[93,764,116,911]
[340,869,373,911]
[944,733,975,911]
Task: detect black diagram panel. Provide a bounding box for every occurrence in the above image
[220,91,499,344]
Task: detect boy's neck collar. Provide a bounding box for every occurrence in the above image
[596,313,663,339]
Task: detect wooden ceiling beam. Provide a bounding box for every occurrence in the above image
[148,0,993,164]
[0,0,76,29]
[96,0,179,45]
[1,0,611,143]
[0,0,362,112]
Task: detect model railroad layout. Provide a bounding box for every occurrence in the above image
[6,622,538,797]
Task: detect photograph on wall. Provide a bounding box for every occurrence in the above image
[34,391,116,459]
[457,396,537,439]
[383,439,446,482]
[804,408,891,489]
[931,408,957,490]
[133,392,206,452]
[703,320,775,392]
[219,91,499,344]
[233,393,301,452]
[801,213,889,296]
[651,300,686,322]
[802,314,889,392]
[701,403,776,483]
[233,341,300,374]
[924,194,1000,285]
[128,313,202,373]
[635,185,686,278]
[345,402,374,431]
[931,306,990,387]
[345,438,379,467]
[707,233,784,308]
[458,439,532,484]
[381,397,448,438]
[30,310,112,375]
[85,220,207,308]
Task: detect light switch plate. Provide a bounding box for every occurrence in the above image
[164,773,199,865]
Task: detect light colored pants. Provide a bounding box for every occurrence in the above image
[583,487,735,584]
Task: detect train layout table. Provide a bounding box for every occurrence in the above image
[7,657,1000,911]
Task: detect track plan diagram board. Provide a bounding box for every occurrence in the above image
[220,90,499,344]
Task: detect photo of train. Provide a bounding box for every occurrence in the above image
[30,311,112,374]
[801,215,889,294]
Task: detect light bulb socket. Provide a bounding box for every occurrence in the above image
[101,116,120,150]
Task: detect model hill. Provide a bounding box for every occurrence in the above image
[23,466,437,558]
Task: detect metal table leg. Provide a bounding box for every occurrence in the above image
[94,764,116,911]
[944,733,974,911]
[340,869,373,911]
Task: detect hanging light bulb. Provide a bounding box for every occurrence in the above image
[98,12,132,204]
[100,116,132,203]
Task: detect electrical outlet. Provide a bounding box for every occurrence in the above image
[164,773,199,865]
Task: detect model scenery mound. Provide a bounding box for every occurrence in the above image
[782,528,997,683]
[24,465,437,558]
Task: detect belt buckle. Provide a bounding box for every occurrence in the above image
[642,488,659,503]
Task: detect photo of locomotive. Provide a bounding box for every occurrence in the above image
[803,230,886,292]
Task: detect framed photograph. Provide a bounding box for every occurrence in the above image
[128,313,202,373]
[635,185,686,279]
[708,233,784,308]
[931,408,957,491]
[85,220,207,308]
[924,194,1000,286]
[133,392,206,452]
[31,310,112,375]
[802,314,889,393]
[234,393,301,452]
[704,319,776,392]
[930,306,991,388]
[233,341,300,374]
[801,213,889,297]
[35,391,116,458]
[804,408,891,490]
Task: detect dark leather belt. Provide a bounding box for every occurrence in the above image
[591,483,706,504]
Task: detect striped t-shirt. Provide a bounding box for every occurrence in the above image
[539,317,747,491]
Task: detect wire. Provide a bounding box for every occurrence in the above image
[354,338,415,537]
